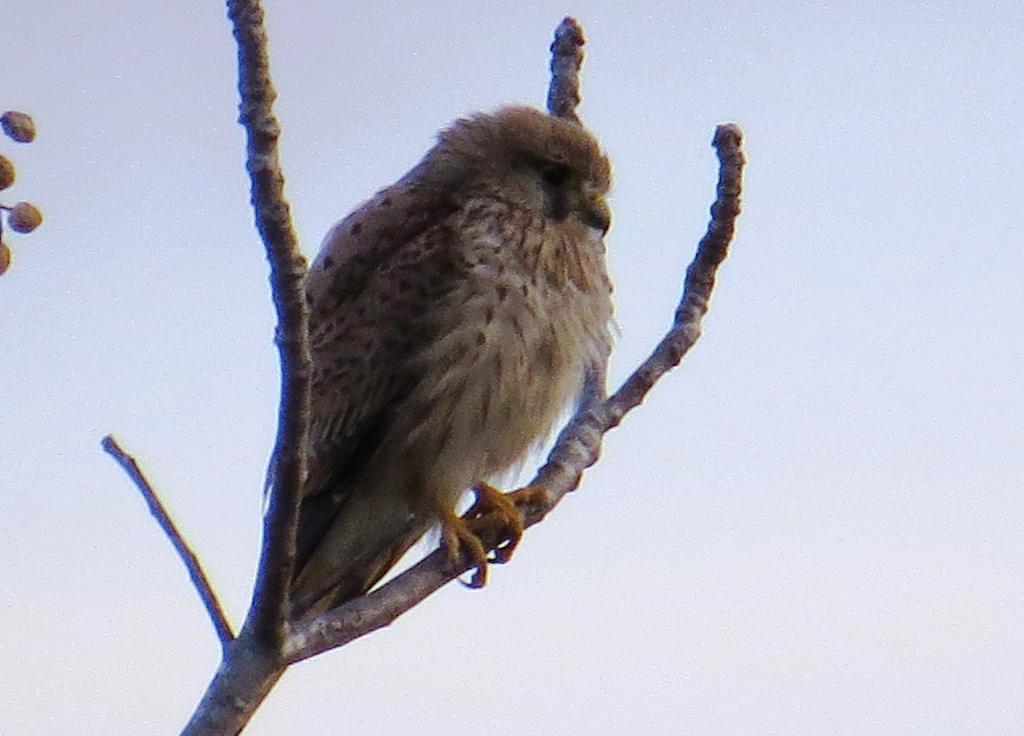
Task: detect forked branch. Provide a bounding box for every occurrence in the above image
[180,9,744,734]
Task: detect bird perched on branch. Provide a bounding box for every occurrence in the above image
[289,106,613,617]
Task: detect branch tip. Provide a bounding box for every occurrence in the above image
[546,17,586,122]
[101,434,234,649]
[713,122,743,148]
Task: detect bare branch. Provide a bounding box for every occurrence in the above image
[181,2,306,729]
[600,123,745,425]
[284,123,746,664]
[227,0,311,644]
[181,637,283,736]
[101,435,234,650]
[546,17,585,122]
[183,12,746,732]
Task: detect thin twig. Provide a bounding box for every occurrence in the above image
[283,122,746,664]
[599,124,745,428]
[228,0,311,645]
[101,435,234,649]
[546,17,585,122]
[547,15,606,413]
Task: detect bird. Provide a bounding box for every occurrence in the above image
[289,106,613,618]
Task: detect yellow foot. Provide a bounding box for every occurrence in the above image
[439,510,490,589]
[467,482,548,564]
[439,483,548,588]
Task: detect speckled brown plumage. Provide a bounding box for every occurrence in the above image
[290,107,613,616]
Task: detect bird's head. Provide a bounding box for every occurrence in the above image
[423,106,612,237]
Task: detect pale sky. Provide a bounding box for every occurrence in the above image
[2,2,1023,734]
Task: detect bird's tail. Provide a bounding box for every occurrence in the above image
[289,481,431,619]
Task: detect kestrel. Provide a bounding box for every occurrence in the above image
[290,106,613,617]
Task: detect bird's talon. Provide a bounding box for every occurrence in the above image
[440,483,548,587]
[490,541,516,565]
[468,482,528,563]
[468,565,487,588]
[440,513,489,587]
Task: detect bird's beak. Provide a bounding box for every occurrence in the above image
[582,196,611,234]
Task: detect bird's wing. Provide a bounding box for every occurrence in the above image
[295,178,464,571]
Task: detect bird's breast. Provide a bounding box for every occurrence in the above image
[394,209,612,504]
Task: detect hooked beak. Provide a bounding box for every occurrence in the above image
[582,196,611,234]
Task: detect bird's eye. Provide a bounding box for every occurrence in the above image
[540,163,571,186]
